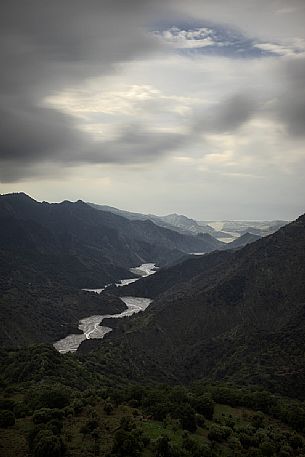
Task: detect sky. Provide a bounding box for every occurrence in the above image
[0,0,305,220]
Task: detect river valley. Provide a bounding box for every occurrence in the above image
[53,263,156,353]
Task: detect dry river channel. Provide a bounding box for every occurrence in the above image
[53,263,155,353]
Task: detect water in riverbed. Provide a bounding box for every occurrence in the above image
[53,296,152,353]
[53,263,155,353]
[82,262,156,293]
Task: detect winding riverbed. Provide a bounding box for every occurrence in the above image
[53,263,156,353]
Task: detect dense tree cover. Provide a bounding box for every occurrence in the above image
[28,427,65,457]
[1,345,305,456]
[204,383,305,433]
[0,409,15,428]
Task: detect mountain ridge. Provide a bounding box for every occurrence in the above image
[89,201,229,238]
[79,213,305,398]
[0,192,224,347]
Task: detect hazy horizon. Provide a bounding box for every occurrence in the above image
[0,191,295,222]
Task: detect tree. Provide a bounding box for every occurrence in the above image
[208,424,231,443]
[80,419,99,435]
[287,407,305,432]
[154,435,172,457]
[181,433,211,457]
[36,386,70,409]
[251,412,265,429]
[33,408,63,425]
[174,404,197,432]
[260,440,276,457]
[192,395,215,420]
[287,432,304,450]
[112,429,145,457]
[120,416,134,431]
[104,402,113,415]
[32,430,65,457]
[0,410,15,428]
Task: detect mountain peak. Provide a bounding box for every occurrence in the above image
[1,192,36,202]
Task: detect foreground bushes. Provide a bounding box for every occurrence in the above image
[0,409,15,427]
[28,422,65,457]
[207,384,305,434]
[208,423,231,442]
[33,408,64,425]
[31,429,65,457]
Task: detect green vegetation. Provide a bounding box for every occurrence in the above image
[1,196,305,457]
[1,345,305,456]
[0,410,15,428]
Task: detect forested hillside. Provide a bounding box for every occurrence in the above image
[80,214,305,398]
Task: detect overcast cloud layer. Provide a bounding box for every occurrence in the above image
[0,0,305,219]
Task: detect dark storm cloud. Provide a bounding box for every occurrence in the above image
[87,125,187,164]
[193,94,258,134]
[279,97,305,137]
[192,57,305,139]
[275,58,305,137]
[0,102,85,161]
[1,0,305,184]
[216,95,257,131]
[0,0,172,181]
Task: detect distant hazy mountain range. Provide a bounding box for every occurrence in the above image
[89,203,221,236]
[89,202,287,241]
[202,219,288,239]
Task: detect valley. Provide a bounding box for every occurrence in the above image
[0,193,304,457]
[1,2,304,455]
[54,296,152,353]
[54,263,156,353]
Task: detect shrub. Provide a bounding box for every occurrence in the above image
[287,433,304,450]
[104,402,113,415]
[27,385,71,411]
[14,401,30,419]
[48,419,63,435]
[174,404,197,432]
[0,399,16,410]
[208,423,231,443]
[37,387,70,410]
[279,445,293,457]
[71,398,84,415]
[33,408,63,425]
[154,435,172,457]
[192,395,215,419]
[149,401,175,421]
[239,431,259,449]
[227,436,242,452]
[80,419,99,435]
[251,412,265,429]
[287,407,305,432]
[195,413,205,427]
[112,428,145,457]
[0,410,15,427]
[32,430,65,457]
[120,416,134,431]
[182,433,211,457]
[260,439,276,457]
